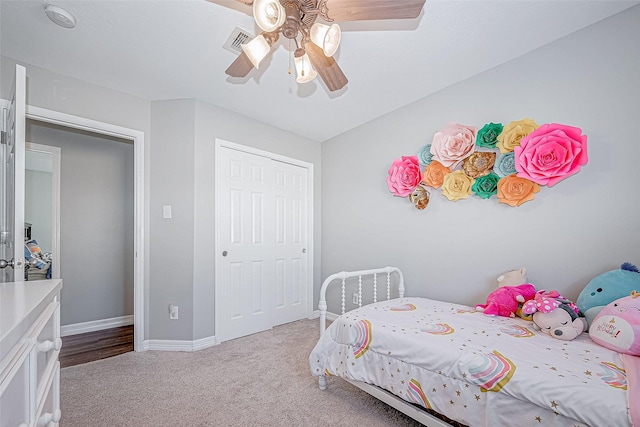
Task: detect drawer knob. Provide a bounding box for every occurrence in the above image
[38,338,63,352]
[38,409,61,425]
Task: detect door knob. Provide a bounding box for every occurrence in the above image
[302,249,306,253]
[222,251,228,257]
[0,259,14,269]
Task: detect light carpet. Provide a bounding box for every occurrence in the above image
[60,318,422,426]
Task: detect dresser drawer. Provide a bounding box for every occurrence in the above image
[0,344,32,427]
[34,362,61,427]
[32,302,61,397]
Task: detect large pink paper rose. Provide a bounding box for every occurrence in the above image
[387,156,422,197]
[514,123,588,187]
[430,123,478,168]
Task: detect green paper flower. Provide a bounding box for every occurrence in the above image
[472,172,500,199]
[476,122,503,148]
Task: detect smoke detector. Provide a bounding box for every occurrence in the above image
[44,4,76,29]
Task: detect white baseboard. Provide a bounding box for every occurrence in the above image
[143,335,217,352]
[310,310,339,322]
[61,315,134,337]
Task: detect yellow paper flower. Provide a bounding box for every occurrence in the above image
[423,160,451,189]
[497,174,540,207]
[441,170,474,201]
[496,118,539,154]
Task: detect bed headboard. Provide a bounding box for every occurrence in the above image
[318,266,404,332]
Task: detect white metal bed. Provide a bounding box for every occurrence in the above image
[310,266,634,427]
[315,266,454,427]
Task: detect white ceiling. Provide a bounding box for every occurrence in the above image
[1,0,638,142]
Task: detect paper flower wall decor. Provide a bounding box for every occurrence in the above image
[386,119,588,210]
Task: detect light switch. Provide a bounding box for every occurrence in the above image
[163,205,172,219]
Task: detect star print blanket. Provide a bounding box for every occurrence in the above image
[309,297,634,427]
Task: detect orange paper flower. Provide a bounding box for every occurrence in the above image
[497,174,540,207]
[422,161,451,189]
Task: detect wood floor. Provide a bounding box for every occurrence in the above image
[59,325,134,368]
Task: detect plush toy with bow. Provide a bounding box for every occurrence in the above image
[522,291,587,340]
[476,284,537,317]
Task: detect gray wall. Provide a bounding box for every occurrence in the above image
[26,122,134,325]
[321,6,640,309]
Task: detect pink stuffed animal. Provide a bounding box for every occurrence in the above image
[476,284,537,317]
[589,291,640,356]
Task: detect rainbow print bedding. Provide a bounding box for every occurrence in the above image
[309,297,634,427]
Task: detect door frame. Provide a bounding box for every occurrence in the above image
[214,139,314,342]
[24,105,146,352]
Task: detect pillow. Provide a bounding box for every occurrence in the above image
[589,292,640,356]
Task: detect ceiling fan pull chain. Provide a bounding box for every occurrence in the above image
[288,39,292,74]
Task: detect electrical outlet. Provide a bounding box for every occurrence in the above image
[352,292,359,305]
[169,304,179,320]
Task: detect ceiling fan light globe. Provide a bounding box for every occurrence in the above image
[310,23,341,57]
[253,0,286,32]
[294,52,317,83]
[241,35,271,69]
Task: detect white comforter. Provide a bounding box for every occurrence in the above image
[310,297,632,427]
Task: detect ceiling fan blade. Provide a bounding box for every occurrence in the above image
[324,0,425,21]
[225,31,279,78]
[206,0,253,15]
[225,51,254,78]
[304,42,348,92]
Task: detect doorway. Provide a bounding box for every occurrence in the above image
[24,142,60,282]
[215,139,313,343]
[26,122,134,342]
[25,105,145,352]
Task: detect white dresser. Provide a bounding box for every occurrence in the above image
[0,279,63,427]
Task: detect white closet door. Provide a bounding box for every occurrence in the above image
[1,64,26,282]
[216,144,309,343]
[272,160,308,326]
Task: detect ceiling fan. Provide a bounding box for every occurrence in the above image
[213,0,426,92]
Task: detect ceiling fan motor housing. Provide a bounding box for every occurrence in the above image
[281,2,302,39]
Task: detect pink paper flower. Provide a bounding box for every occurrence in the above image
[387,156,422,197]
[514,123,588,187]
[430,123,478,168]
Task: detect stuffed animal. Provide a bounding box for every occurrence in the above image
[588,291,640,356]
[577,262,640,327]
[497,267,527,288]
[476,284,537,317]
[522,291,587,340]
[496,268,531,319]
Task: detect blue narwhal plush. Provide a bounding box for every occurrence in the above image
[577,262,640,327]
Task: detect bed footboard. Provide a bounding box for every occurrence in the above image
[317,266,404,390]
[318,266,404,332]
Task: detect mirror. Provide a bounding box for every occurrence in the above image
[24,143,60,280]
